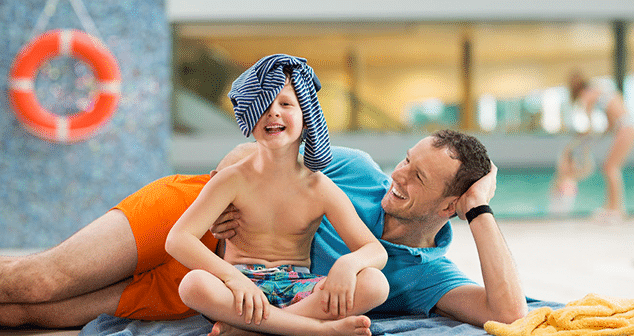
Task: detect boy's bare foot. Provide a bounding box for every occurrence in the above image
[325,315,372,336]
[209,315,371,336]
[209,321,264,336]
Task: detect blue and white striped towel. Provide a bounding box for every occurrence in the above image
[228,54,331,172]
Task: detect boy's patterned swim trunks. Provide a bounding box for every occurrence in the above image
[235,264,325,308]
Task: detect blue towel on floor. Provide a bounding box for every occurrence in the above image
[79,299,564,336]
[78,314,213,336]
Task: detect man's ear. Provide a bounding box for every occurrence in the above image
[439,196,459,218]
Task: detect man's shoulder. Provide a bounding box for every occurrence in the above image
[330,146,374,161]
[302,145,375,167]
[321,146,389,192]
[327,146,381,171]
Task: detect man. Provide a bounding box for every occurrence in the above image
[0,129,527,328]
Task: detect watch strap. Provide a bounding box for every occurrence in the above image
[465,205,493,223]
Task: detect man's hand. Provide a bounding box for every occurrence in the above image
[455,162,497,220]
[208,170,240,239]
[210,204,240,239]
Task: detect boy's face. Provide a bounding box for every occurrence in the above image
[252,80,304,148]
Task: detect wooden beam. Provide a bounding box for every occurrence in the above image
[346,47,361,131]
[460,27,476,131]
[613,20,627,93]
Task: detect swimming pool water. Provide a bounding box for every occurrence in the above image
[493,167,634,218]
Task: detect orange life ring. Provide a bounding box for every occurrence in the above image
[8,29,121,143]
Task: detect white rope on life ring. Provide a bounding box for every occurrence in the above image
[8,29,121,142]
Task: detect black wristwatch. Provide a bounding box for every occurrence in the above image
[465,205,493,224]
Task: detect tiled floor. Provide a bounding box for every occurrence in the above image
[447,217,634,305]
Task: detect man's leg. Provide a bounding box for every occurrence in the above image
[0,209,137,303]
[0,278,131,328]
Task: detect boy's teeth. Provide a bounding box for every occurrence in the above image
[265,125,285,132]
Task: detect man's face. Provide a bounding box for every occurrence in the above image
[381,136,461,222]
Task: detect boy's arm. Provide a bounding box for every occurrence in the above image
[165,169,270,324]
[209,142,258,240]
[318,175,388,316]
[166,169,239,273]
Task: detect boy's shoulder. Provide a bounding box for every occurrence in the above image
[212,159,253,185]
[290,169,339,202]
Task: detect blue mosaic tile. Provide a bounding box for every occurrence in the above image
[0,0,171,248]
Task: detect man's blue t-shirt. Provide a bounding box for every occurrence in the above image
[309,146,476,317]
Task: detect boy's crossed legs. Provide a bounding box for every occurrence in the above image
[180,267,389,336]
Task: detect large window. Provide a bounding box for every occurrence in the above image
[171,21,632,135]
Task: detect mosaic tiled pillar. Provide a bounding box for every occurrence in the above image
[0,0,172,248]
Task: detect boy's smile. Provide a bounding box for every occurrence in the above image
[252,81,304,146]
[264,123,286,135]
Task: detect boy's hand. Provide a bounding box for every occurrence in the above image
[224,274,270,325]
[319,260,357,317]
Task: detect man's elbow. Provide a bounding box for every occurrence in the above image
[492,301,528,324]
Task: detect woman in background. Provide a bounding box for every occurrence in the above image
[567,69,634,222]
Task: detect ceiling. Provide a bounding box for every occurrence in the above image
[176,21,626,71]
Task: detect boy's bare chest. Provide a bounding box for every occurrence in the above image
[234,180,324,233]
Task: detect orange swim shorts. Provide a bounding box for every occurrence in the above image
[112,174,218,320]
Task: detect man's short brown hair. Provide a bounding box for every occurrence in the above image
[431,129,491,197]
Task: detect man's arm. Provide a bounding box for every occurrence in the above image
[434,163,528,326]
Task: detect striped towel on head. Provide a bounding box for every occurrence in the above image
[228,54,332,172]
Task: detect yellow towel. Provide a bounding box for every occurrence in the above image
[484,294,634,336]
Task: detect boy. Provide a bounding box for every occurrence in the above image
[548,135,595,215]
[165,54,389,336]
